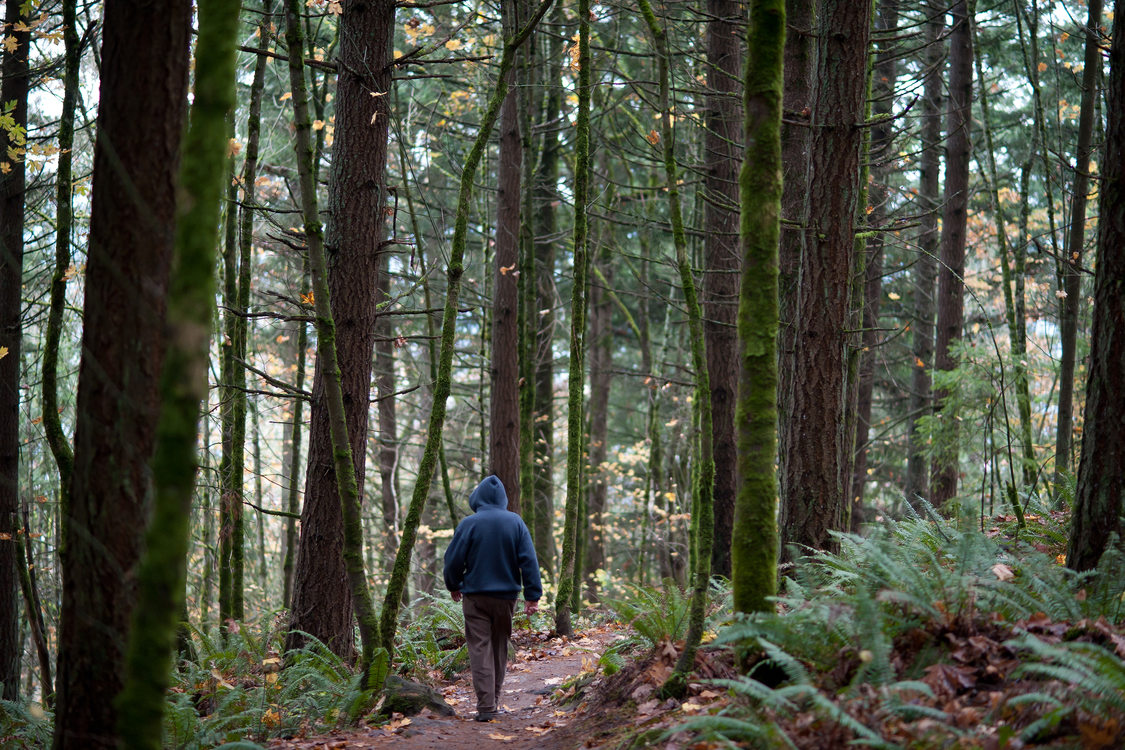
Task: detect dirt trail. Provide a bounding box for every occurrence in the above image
[267,624,629,750]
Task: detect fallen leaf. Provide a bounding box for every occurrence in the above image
[487,732,515,740]
[991,563,1014,581]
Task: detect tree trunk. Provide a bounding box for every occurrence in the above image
[532,1,565,580]
[555,0,591,638]
[780,0,871,559]
[1053,0,1103,494]
[583,258,611,602]
[931,0,973,507]
[375,250,399,569]
[703,0,742,581]
[1066,2,1120,572]
[733,0,784,614]
[905,2,943,506]
[489,0,524,512]
[777,0,815,536]
[41,0,80,491]
[0,0,30,704]
[849,0,899,522]
[52,0,192,745]
[286,0,395,660]
[115,0,241,743]
[219,155,246,628]
[282,291,308,609]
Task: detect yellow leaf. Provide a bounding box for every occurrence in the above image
[279,91,293,102]
[328,0,342,12]
[1037,61,1047,72]
[0,345,7,359]
[887,291,900,300]
[227,138,242,157]
[312,119,325,131]
[645,129,660,146]
[2,36,17,54]
[301,291,315,305]
[486,733,515,740]
[0,162,9,174]
[445,39,462,51]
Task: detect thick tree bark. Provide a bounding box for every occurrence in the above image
[52,0,192,745]
[703,0,742,580]
[780,0,871,559]
[1053,0,1103,493]
[733,0,784,614]
[776,0,814,536]
[115,0,241,743]
[905,2,943,505]
[0,0,30,704]
[490,0,524,512]
[931,0,973,507]
[286,0,395,660]
[1066,3,1120,572]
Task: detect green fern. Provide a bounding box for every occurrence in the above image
[606,578,693,647]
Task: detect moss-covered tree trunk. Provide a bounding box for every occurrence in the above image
[219,146,246,629]
[1066,3,1122,573]
[0,0,29,705]
[732,0,784,615]
[637,0,715,694]
[52,1,192,744]
[283,0,383,685]
[554,0,591,638]
[285,0,395,661]
[113,0,241,745]
[283,266,308,608]
[41,0,80,493]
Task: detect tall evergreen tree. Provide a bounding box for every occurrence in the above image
[931,0,974,507]
[0,0,30,703]
[703,0,743,580]
[780,0,871,557]
[286,0,396,659]
[52,0,192,745]
[1066,2,1122,572]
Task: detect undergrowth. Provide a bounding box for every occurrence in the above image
[669,514,1125,749]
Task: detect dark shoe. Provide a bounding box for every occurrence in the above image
[474,711,498,722]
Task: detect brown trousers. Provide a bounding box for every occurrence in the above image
[462,594,517,713]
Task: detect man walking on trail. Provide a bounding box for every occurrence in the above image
[444,475,542,722]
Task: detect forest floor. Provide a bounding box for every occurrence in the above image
[265,619,726,750]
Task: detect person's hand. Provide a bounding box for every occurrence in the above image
[524,600,538,615]
[451,590,462,602]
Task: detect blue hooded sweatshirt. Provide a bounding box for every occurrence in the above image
[443,475,542,601]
